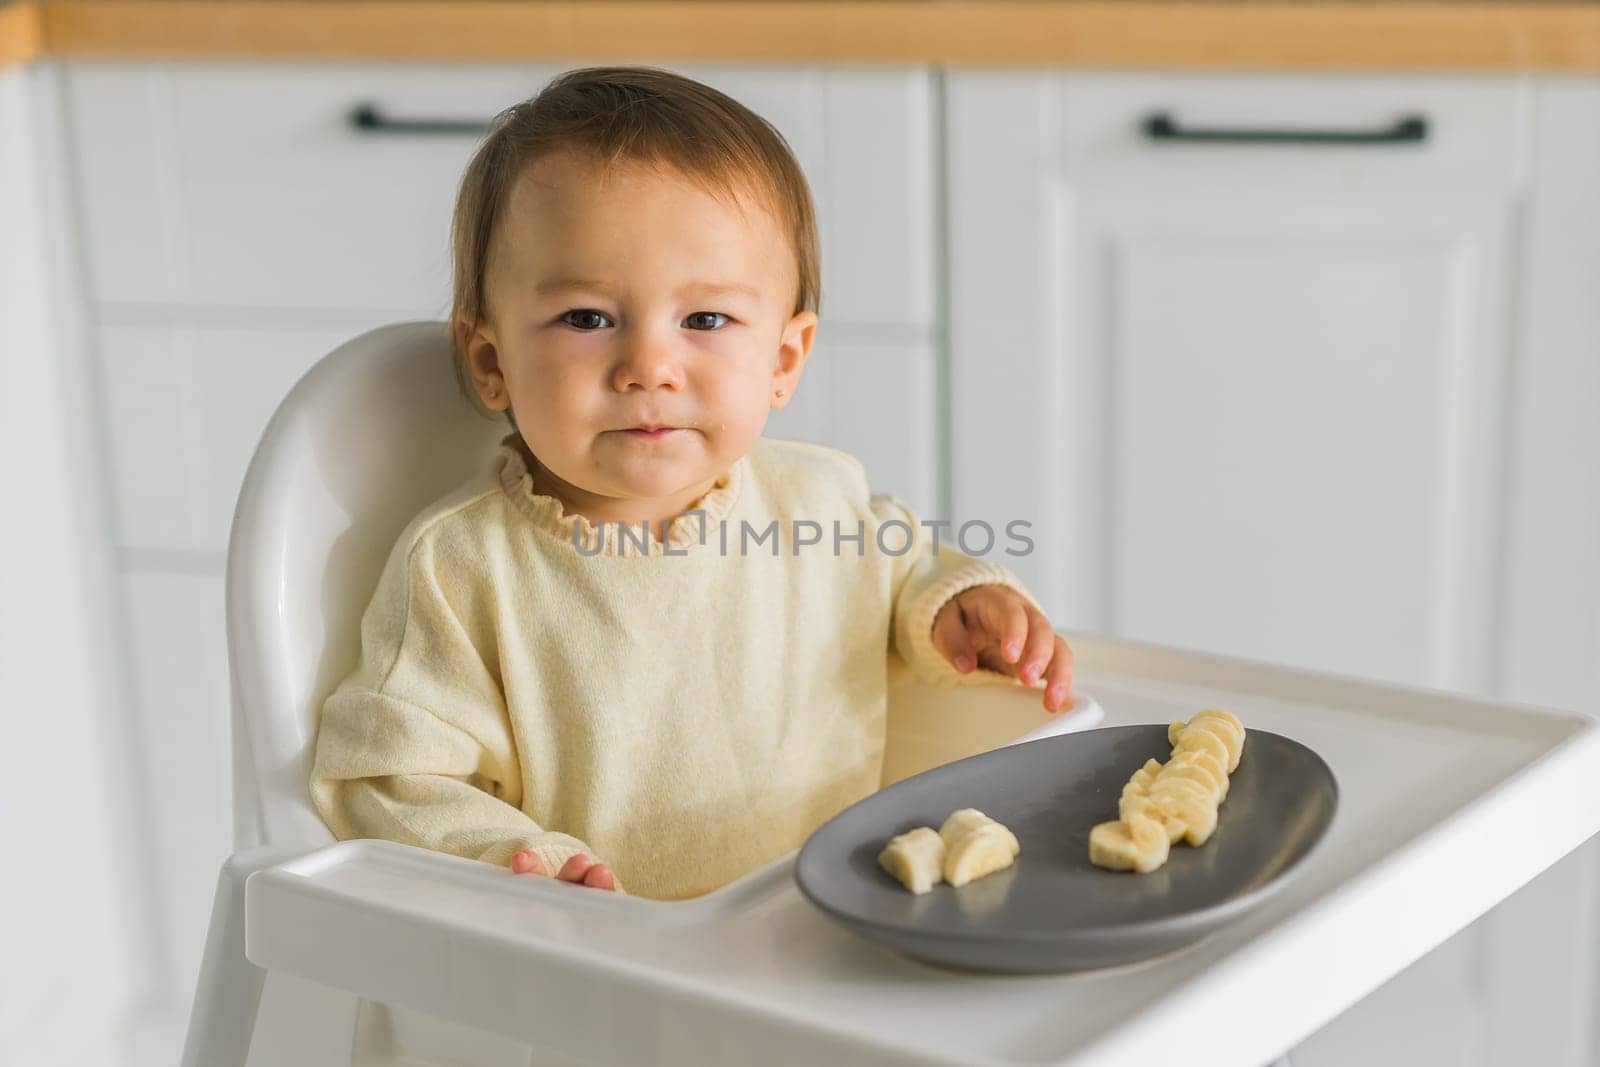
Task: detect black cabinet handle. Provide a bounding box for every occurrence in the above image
[347,102,491,136]
[1143,111,1429,145]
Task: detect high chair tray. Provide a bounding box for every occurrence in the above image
[244,632,1600,1067]
[795,725,1338,974]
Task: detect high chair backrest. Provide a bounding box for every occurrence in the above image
[226,321,506,848]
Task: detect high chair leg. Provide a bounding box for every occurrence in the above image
[245,970,361,1066]
[181,844,326,1067]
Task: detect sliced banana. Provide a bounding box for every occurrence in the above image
[941,809,1019,858]
[1188,711,1246,771]
[1089,818,1170,873]
[1157,760,1225,805]
[882,809,1020,894]
[878,826,946,894]
[1173,729,1231,777]
[1092,710,1247,871]
[944,823,1020,887]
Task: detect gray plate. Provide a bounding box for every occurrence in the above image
[794,723,1338,973]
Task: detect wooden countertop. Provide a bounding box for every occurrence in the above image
[3,1,1600,74]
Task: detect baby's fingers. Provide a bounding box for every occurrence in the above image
[557,854,596,882]
[510,850,547,876]
[1016,607,1057,686]
[965,587,1030,665]
[1042,635,1076,713]
[932,597,978,672]
[557,853,618,891]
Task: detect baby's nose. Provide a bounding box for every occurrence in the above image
[613,341,685,391]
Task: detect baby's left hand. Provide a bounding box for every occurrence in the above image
[933,584,1075,713]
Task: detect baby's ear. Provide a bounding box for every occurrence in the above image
[775,309,817,385]
[783,309,818,354]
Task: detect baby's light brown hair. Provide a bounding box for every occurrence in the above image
[448,65,822,403]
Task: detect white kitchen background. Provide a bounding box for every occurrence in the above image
[1,57,1596,1066]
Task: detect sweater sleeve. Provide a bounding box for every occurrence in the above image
[870,491,1048,690]
[309,532,624,890]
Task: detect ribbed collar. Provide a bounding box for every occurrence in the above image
[495,433,745,557]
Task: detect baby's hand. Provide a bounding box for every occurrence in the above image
[933,584,1076,713]
[510,849,618,891]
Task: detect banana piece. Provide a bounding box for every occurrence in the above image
[1173,729,1231,780]
[939,808,1020,887]
[878,826,945,894]
[944,823,1021,887]
[1149,784,1218,846]
[1089,816,1170,873]
[1122,762,1190,842]
[1158,759,1225,806]
[1188,711,1246,771]
[939,808,1021,862]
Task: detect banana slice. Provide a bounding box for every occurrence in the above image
[1192,708,1245,734]
[1148,774,1212,805]
[1089,818,1170,873]
[1123,761,1192,840]
[1158,760,1225,805]
[938,809,1020,887]
[1128,762,1161,793]
[1168,751,1228,802]
[1187,711,1246,771]
[1092,796,1170,872]
[1173,729,1231,777]
[939,808,1020,857]
[878,826,945,894]
[944,823,1020,887]
[1152,787,1218,846]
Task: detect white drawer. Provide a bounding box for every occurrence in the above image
[1054,71,1526,203]
[64,61,934,326]
[98,318,398,553]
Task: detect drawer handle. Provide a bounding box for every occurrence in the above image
[348,102,490,136]
[1143,111,1429,145]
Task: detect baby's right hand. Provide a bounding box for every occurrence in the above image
[510,849,617,891]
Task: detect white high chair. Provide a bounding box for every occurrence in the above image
[180,319,1105,1066]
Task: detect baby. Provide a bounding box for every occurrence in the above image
[309,66,1075,900]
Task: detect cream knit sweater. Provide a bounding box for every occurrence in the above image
[309,433,1043,901]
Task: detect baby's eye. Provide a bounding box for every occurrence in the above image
[685,312,730,331]
[561,309,612,331]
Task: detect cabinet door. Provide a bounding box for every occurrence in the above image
[948,71,1523,698]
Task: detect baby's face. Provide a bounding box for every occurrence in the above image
[462,149,815,514]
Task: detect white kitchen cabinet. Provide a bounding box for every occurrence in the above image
[948,70,1525,695]
[947,69,1600,1066]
